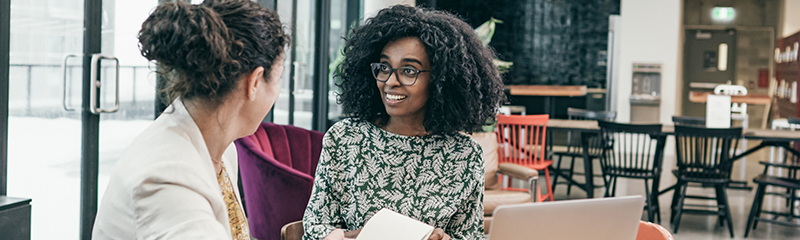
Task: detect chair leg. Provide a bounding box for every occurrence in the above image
[604,176,616,197]
[644,179,654,223]
[714,186,725,227]
[714,185,727,227]
[752,184,768,230]
[541,168,554,202]
[611,176,619,197]
[717,185,735,238]
[670,180,682,224]
[603,176,612,197]
[600,159,609,188]
[566,155,576,196]
[787,170,794,208]
[673,182,688,233]
[552,154,564,194]
[651,176,662,224]
[745,183,767,238]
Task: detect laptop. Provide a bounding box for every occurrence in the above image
[488,196,645,240]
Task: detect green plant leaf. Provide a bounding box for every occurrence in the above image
[474,17,503,47]
[493,59,513,74]
[474,18,513,74]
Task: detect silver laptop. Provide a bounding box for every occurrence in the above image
[488,196,645,240]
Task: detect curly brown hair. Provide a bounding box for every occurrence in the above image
[138,0,289,107]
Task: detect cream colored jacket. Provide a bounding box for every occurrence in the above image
[93,99,242,239]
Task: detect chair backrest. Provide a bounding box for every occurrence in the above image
[595,121,667,178]
[236,122,324,240]
[774,118,800,165]
[280,221,304,240]
[788,119,800,163]
[565,108,617,150]
[674,125,742,181]
[672,116,706,127]
[788,117,800,127]
[636,221,674,240]
[567,107,617,121]
[495,114,549,167]
[714,84,748,96]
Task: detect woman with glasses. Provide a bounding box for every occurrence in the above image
[303,5,504,240]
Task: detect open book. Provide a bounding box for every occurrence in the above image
[356,208,434,240]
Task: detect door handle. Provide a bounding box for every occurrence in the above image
[89,54,120,114]
[62,54,80,111]
[293,61,305,94]
[300,62,307,94]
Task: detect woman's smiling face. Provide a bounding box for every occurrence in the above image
[376,36,431,121]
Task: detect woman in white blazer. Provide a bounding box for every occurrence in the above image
[92,0,288,239]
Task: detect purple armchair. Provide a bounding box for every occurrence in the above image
[235,122,324,240]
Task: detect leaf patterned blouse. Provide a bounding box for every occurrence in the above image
[302,119,485,240]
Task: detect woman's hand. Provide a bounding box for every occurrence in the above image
[427,228,451,240]
[324,228,360,240]
[324,229,347,240]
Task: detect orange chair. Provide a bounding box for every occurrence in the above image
[495,114,553,201]
[636,221,674,240]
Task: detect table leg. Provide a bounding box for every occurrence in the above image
[583,140,595,198]
[544,96,555,119]
[732,140,798,161]
[549,166,587,190]
[726,140,799,190]
[730,142,770,162]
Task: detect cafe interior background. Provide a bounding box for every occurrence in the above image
[2,0,800,239]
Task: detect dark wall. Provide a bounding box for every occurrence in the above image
[437,0,620,87]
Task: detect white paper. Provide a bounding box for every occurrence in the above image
[356,208,434,240]
[706,94,731,128]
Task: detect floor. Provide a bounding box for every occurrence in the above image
[538,139,800,240]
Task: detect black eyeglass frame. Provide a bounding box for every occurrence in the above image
[370,62,430,86]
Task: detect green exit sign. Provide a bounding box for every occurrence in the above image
[712,7,735,21]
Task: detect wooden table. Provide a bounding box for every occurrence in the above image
[506,85,588,96]
[506,85,588,118]
[548,119,800,140]
[688,91,771,105]
[545,119,800,198]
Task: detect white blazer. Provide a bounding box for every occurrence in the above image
[93,99,243,239]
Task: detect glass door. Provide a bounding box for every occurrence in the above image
[5,0,157,239]
[327,0,360,127]
[274,0,317,130]
[96,0,158,215]
[7,0,85,239]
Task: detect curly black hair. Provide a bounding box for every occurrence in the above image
[336,5,505,135]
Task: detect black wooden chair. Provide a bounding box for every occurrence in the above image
[593,121,668,223]
[659,116,708,197]
[670,125,742,238]
[744,156,800,237]
[551,108,616,196]
[744,118,800,238]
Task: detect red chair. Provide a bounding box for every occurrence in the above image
[235,122,324,240]
[495,114,553,201]
[636,221,674,240]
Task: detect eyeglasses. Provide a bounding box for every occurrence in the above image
[370,63,430,86]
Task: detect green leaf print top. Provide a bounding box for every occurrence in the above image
[302,119,485,240]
